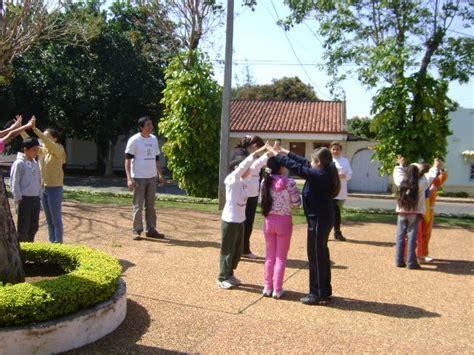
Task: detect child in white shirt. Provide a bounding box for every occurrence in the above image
[218,144,268,289]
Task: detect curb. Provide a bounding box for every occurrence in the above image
[348,193,474,204]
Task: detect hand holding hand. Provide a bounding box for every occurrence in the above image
[254,141,269,155]
[26,116,36,129]
[274,141,289,156]
[265,143,278,157]
[396,155,406,167]
[13,115,22,128]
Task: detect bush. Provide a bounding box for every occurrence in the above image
[0,243,122,327]
[437,191,469,198]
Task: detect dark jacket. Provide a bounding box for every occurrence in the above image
[274,152,334,217]
[230,147,248,161]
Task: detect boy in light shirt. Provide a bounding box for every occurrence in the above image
[330,141,352,241]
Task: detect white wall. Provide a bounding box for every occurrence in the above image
[444,108,474,196]
[229,134,347,161]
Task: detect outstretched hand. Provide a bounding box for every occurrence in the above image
[273,141,289,156]
[26,116,36,129]
[265,142,278,157]
[12,115,22,128]
[396,155,406,167]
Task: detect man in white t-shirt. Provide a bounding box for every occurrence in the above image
[330,141,352,241]
[125,116,166,240]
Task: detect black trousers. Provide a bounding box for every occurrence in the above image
[17,196,41,242]
[243,196,258,254]
[307,213,334,298]
[333,199,344,235]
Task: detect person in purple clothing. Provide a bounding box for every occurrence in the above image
[268,143,340,305]
[260,157,301,299]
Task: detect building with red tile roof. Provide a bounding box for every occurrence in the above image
[230,100,348,159]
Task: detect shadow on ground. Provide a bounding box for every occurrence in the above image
[421,259,474,276]
[65,299,184,354]
[282,291,442,319]
[344,239,395,248]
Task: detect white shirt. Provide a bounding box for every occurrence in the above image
[221,155,255,223]
[125,133,160,178]
[245,153,270,197]
[333,155,352,200]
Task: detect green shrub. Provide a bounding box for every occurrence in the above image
[0,243,122,327]
[437,191,469,198]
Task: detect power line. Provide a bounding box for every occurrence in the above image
[446,28,474,39]
[267,0,332,100]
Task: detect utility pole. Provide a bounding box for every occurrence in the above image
[218,0,234,209]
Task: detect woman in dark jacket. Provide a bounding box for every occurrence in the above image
[270,143,340,305]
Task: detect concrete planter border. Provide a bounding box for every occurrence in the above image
[0,278,127,355]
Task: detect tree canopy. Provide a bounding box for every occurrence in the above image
[347,116,376,139]
[232,76,319,101]
[283,0,473,172]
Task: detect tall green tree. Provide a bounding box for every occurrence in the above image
[0,0,99,285]
[232,76,319,100]
[3,0,176,175]
[283,0,473,172]
[347,116,376,139]
[159,51,222,198]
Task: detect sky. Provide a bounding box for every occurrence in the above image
[208,0,474,119]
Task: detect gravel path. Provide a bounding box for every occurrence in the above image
[22,201,473,353]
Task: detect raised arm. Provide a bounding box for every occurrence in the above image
[2,116,33,144]
[287,179,302,208]
[274,154,315,180]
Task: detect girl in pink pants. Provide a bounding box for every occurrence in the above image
[260,157,301,299]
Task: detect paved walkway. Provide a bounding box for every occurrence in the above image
[16,201,471,353]
[61,176,474,216]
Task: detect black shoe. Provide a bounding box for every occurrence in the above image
[300,294,331,305]
[146,230,165,239]
[396,263,407,268]
[132,234,142,241]
[334,233,346,241]
[407,263,421,270]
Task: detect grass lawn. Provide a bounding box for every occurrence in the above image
[63,190,474,228]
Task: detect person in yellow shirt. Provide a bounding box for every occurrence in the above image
[21,116,66,243]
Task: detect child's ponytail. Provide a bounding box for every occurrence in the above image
[261,171,274,217]
[398,165,419,211]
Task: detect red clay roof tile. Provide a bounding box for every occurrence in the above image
[230,100,345,133]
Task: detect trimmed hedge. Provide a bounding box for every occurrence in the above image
[0,242,122,328]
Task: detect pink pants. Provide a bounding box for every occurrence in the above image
[263,214,293,292]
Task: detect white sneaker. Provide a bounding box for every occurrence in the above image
[243,252,259,259]
[272,289,285,299]
[262,287,272,297]
[217,280,235,289]
[424,256,434,263]
[228,275,241,286]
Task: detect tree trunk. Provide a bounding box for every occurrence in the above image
[104,140,116,177]
[0,174,25,284]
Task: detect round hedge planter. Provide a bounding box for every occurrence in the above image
[0,242,122,327]
[0,242,125,353]
[0,279,126,354]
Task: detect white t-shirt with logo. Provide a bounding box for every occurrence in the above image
[125,133,161,178]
